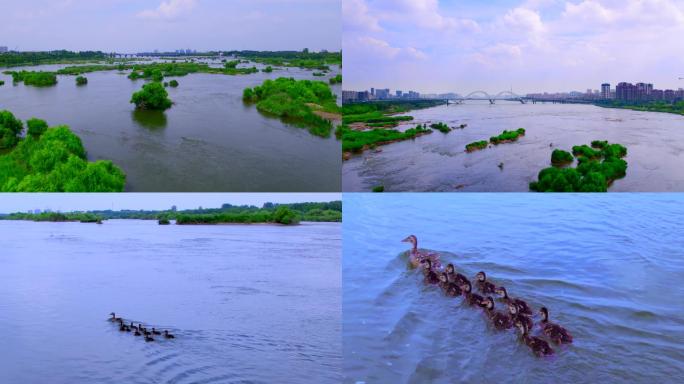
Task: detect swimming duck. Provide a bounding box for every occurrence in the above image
[130,322,138,331]
[495,287,532,316]
[134,329,142,336]
[144,335,155,342]
[109,312,122,322]
[402,235,441,269]
[475,271,497,294]
[539,307,573,344]
[460,281,485,307]
[508,302,533,330]
[438,273,462,297]
[152,328,161,336]
[119,323,127,332]
[515,319,554,357]
[422,259,440,285]
[446,263,469,287]
[164,330,175,339]
[481,297,513,330]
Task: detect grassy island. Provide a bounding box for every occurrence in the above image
[242,77,341,137]
[131,82,172,111]
[76,76,88,85]
[227,50,342,70]
[2,211,103,223]
[530,141,628,192]
[60,62,259,78]
[169,79,179,87]
[430,122,451,133]
[342,100,445,129]
[551,149,574,165]
[5,71,57,86]
[158,218,171,225]
[0,50,107,68]
[466,140,488,152]
[490,128,525,144]
[0,110,126,192]
[338,123,432,155]
[329,74,342,84]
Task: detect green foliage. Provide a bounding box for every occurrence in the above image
[26,118,48,137]
[227,50,342,70]
[130,82,172,110]
[151,69,164,82]
[465,140,488,152]
[6,71,57,86]
[3,211,103,223]
[372,185,384,192]
[490,128,525,144]
[273,206,299,225]
[342,100,445,128]
[0,50,107,68]
[429,122,451,133]
[313,72,325,77]
[551,149,573,165]
[75,76,88,85]
[242,77,340,137]
[595,99,684,116]
[0,118,126,192]
[339,124,432,152]
[224,60,239,69]
[262,66,273,73]
[0,110,24,149]
[158,218,170,225]
[0,80,4,86]
[530,141,628,192]
[329,74,342,84]
[169,79,179,87]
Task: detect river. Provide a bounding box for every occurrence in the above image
[343,193,684,383]
[0,219,341,384]
[342,102,684,192]
[0,60,341,191]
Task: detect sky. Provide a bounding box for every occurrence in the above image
[0,193,341,213]
[343,0,684,94]
[0,0,340,52]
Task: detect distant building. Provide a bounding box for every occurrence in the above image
[0,46,7,53]
[375,88,390,100]
[396,90,403,98]
[601,83,610,99]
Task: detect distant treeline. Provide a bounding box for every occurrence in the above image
[594,100,684,116]
[227,50,342,70]
[0,50,108,67]
[0,201,342,225]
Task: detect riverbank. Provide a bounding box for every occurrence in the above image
[594,101,684,116]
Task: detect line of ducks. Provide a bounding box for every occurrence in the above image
[109,312,175,342]
[402,235,572,357]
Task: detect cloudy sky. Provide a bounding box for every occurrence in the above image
[343,0,684,94]
[0,193,340,213]
[0,0,340,52]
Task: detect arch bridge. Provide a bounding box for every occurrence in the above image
[449,90,529,104]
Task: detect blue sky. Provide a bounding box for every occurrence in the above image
[0,0,340,52]
[0,193,341,213]
[343,0,684,94]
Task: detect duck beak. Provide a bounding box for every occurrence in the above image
[401,236,411,243]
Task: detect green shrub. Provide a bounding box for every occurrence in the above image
[169,80,179,87]
[429,122,451,133]
[130,82,172,110]
[262,66,273,73]
[0,110,24,149]
[490,128,525,144]
[26,118,48,137]
[466,140,488,152]
[75,76,88,85]
[372,185,384,192]
[551,149,573,165]
[273,206,299,225]
[329,74,342,84]
[8,71,57,86]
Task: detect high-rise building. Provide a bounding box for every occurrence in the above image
[601,83,610,99]
[375,88,390,100]
[396,90,403,98]
[616,82,636,101]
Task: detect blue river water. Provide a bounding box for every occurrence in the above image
[0,220,341,384]
[343,193,684,383]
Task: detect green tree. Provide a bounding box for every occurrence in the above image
[76,76,88,85]
[130,82,172,110]
[26,118,48,138]
[0,110,23,149]
[169,79,179,87]
[273,206,299,225]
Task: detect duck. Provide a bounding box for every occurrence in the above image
[164,330,175,339]
[539,307,573,344]
[481,297,513,330]
[109,312,122,322]
[402,235,441,269]
[438,272,462,297]
[422,259,440,285]
[475,271,497,294]
[495,287,532,316]
[144,335,155,342]
[515,319,554,357]
[134,329,142,336]
[152,328,162,336]
[508,302,533,330]
[446,263,469,287]
[119,323,127,332]
[130,322,138,331]
[460,280,485,307]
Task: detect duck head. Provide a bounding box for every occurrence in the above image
[402,235,418,251]
[476,271,486,282]
[109,312,116,318]
[446,264,455,274]
[422,258,433,270]
[495,286,508,298]
[508,302,518,315]
[460,280,472,293]
[515,319,529,335]
[539,307,549,322]
[439,273,448,283]
[484,296,495,310]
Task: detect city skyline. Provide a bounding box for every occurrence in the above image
[1,0,340,52]
[343,0,684,94]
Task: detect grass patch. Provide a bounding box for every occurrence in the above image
[339,124,432,153]
[430,122,451,133]
[465,140,488,152]
[4,71,57,86]
[551,149,573,165]
[490,128,525,144]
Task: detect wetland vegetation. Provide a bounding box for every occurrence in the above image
[595,100,684,116]
[465,140,488,152]
[338,124,432,154]
[4,71,57,86]
[490,128,525,144]
[227,50,342,70]
[130,82,172,110]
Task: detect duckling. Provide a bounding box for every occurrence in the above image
[481,297,513,330]
[515,320,554,357]
[446,263,469,287]
[508,302,533,330]
[152,328,161,336]
[402,235,441,269]
[475,271,497,294]
[539,307,573,344]
[164,330,175,339]
[130,322,138,331]
[144,335,155,342]
[495,287,532,315]
[134,329,142,336]
[460,281,485,307]
[119,323,127,332]
[422,259,440,285]
[438,273,462,297]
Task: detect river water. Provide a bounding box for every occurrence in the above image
[342,102,684,192]
[343,193,684,383]
[0,61,341,191]
[0,220,341,384]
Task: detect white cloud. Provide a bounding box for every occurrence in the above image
[353,36,427,60]
[343,0,382,32]
[137,0,198,20]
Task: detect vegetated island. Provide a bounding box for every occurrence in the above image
[226,50,342,70]
[530,140,628,192]
[75,76,88,85]
[339,123,432,157]
[0,110,126,192]
[329,74,342,84]
[131,82,172,111]
[594,99,684,116]
[3,71,57,86]
[464,128,526,152]
[242,77,341,137]
[0,50,109,68]
[0,201,342,226]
